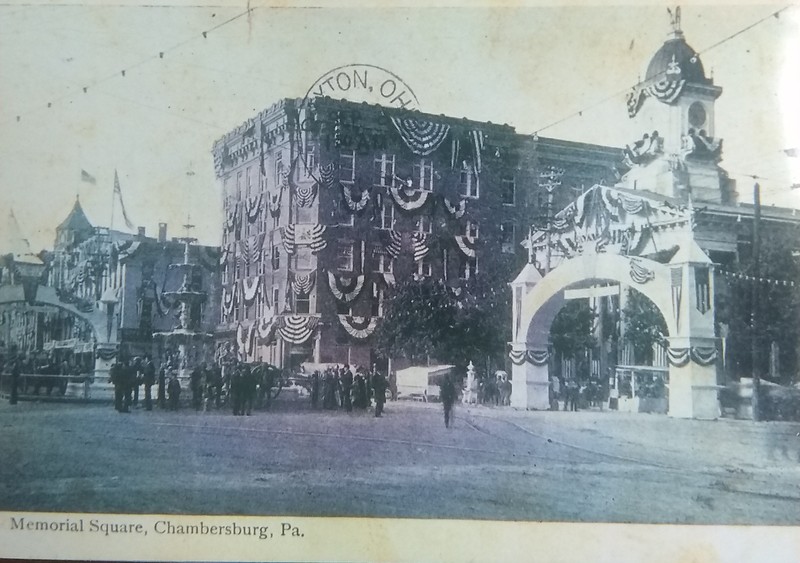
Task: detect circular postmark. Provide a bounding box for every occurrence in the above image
[292,64,421,184]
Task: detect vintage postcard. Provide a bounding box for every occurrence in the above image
[0,0,799,561]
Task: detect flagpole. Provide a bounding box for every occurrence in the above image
[110,169,116,231]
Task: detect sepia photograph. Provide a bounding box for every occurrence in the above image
[0,1,799,560]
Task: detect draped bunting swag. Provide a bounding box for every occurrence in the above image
[454,235,477,258]
[389,182,430,211]
[307,224,327,253]
[508,350,549,366]
[671,267,683,330]
[245,193,262,223]
[295,183,318,207]
[667,347,717,367]
[256,316,276,343]
[281,226,296,255]
[341,183,370,212]
[443,198,466,219]
[319,163,336,189]
[338,315,379,339]
[411,232,430,262]
[268,190,282,218]
[292,271,315,296]
[242,277,260,306]
[277,315,320,344]
[629,258,655,284]
[386,231,403,259]
[326,272,365,303]
[389,117,451,156]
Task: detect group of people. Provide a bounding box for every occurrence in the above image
[108,356,158,413]
[2,351,89,401]
[549,376,603,411]
[309,364,388,417]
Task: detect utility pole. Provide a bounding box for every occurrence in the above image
[539,167,565,274]
[751,182,761,422]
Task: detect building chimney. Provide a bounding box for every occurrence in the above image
[158,223,167,243]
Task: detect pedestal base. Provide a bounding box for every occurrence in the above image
[511,361,550,410]
[668,362,720,419]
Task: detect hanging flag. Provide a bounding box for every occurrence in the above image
[80,169,97,184]
[113,170,136,230]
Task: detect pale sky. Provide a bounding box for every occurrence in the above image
[1,1,798,252]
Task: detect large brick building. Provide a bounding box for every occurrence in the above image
[212,97,622,369]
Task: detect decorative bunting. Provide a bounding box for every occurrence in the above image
[671,267,683,330]
[454,235,477,258]
[222,283,238,317]
[411,232,430,262]
[255,316,276,343]
[690,347,717,366]
[326,272,365,303]
[341,183,370,212]
[443,197,466,219]
[717,269,797,287]
[245,193,263,223]
[667,347,690,367]
[629,258,655,284]
[386,230,403,259]
[338,315,379,339]
[268,190,282,218]
[508,350,549,366]
[470,129,485,175]
[281,225,296,255]
[277,315,320,344]
[292,271,316,296]
[389,117,451,156]
[225,207,239,232]
[509,350,527,365]
[242,277,260,306]
[295,183,318,207]
[307,224,327,253]
[319,163,336,188]
[389,182,430,211]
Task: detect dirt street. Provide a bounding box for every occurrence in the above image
[1,399,798,524]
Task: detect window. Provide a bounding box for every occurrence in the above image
[256,288,265,318]
[371,286,385,317]
[236,171,243,199]
[372,247,393,273]
[222,263,229,284]
[460,256,478,280]
[465,220,480,239]
[378,201,395,230]
[305,141,316,175]
[416,257,432,278]
[337,241,354,271]
[274,153,284,188]
[501,176,516,205]
[294,293,310,314]
[415,215,432,234]
[245,301,253,320]
[271,245,280,270]
[246,166,254,198]
[234,256,241,280]
[245,260,251,278]
[293,248,313,271]
[374,153,395,186]
[340,150,355,183]
[336,301,352,316]
[272,287,280,315]
[272,209,280,229]
[414,159,434,191]
[337,206,354,227]
[500,221,515,253]
[257,250,266,275]
[459,166,479,199]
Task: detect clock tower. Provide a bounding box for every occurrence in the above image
[620,7,736,204]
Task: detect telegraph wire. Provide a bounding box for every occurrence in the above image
[0,5,255,127]
[533,5,794,136]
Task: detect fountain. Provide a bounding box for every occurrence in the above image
[154,223,212,381]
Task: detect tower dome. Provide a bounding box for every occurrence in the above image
[645,31,709,85]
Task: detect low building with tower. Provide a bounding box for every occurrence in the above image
[211,96,622,370]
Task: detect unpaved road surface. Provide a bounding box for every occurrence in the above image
[1,399,798,524]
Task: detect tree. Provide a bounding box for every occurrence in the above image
[549,300,596,379]
[622,288,667,365]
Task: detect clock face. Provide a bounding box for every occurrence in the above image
[688,102,707,128]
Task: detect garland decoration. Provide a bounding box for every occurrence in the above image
[295,183,318,207]
[690,347,718,366]
[443,197,466,219]
[277,315,320,344]
[292,271,316,296]
[225,207,239,232]
[454,235,477,258]
[411,232,430,262]
[292,224,327,253]
[255,316,276,343]
[667,347,690,367]
[508,350,549,366]
[268,190,282,218]
[327,272,365,303]
[338,315,379,339]
[389,116,451,156]
[508,350,527,365]
[222,282,238,317]
[342,183,370,212]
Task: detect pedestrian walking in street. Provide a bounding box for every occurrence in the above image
[157,364,166,409]
[167,374,181,410]
[439,373,457,429]
[372,369,387,417]
[310,371,320,409]
[190,364,204,411]
[9,356,20,405]
[142,356,155,411]
[341,366,354,412]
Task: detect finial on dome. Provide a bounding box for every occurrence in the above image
[667,6,682,36]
